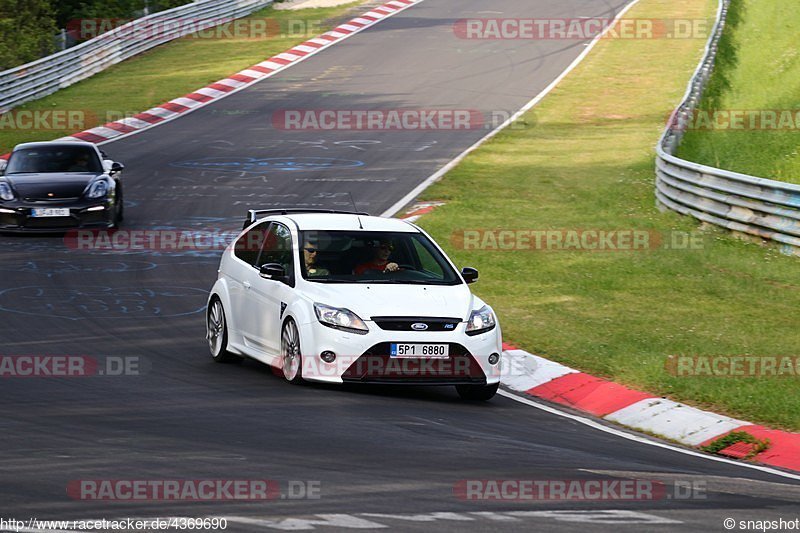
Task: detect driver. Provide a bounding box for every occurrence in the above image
[354,239,399,275]
[303,237,329,277]
[67,152,90,172]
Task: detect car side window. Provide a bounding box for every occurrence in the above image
[257,222,294,278]
[234,222,270,267]
[411,238,444,277]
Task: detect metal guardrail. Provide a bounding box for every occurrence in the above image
[0,0,273,114]
[655,0,800,252]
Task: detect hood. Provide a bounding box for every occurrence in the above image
[5,173,98,200]
[302,282,477,321]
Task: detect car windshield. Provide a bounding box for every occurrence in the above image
[299,230,461,285]
[6,146,103,174]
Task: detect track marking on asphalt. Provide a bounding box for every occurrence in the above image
[381,0,644,217]
[583,470,800,501]
[94,0,425,148]
[363,0,800,485]
[498,389,800,482]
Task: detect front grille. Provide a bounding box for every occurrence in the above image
[23,216,79,229]
[341,343,486,385]
[24,197,80,203]
[371,316,461,332]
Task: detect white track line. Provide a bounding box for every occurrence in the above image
[382,0,643,217]
[96,0,425,147]
[374,0,800,485]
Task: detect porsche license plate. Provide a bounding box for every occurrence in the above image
[32,208,70,218]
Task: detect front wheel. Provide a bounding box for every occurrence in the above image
[110,185,123,228]
[207,298,241,363]
[116,185,124,222]
[281,318,304,384]
[456,382,499,401]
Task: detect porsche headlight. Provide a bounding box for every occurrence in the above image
[314,303,368,335]
[0,182,14,201]
[465,305,496,336]
[87,180,109,199]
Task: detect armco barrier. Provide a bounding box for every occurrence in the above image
[0,0,273,114]
[655,0,800,253]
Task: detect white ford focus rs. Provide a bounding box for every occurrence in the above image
[206,209,503,400]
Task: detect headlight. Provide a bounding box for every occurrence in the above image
[465,305,496,336]
[0,182,14,201]
[314,303,369,335]
[86,180,109,199]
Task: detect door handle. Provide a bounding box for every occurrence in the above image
[243,281,251,289]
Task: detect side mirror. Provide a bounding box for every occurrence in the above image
[260,263,286,281]
[461,267,479,284]
[0,159,7,175]
[110,161,124,174]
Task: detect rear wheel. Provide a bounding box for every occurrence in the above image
[281,318,304,384]
[207,298,241,363]
[456,383,499,401]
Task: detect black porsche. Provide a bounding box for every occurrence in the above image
[0,141,124,232]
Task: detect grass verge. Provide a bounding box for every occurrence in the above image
[0,1,366,154]
[417,0,800,430]
[677,0,800,184]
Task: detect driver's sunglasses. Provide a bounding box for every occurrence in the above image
[379,244,394,251]
[304,247,319,253]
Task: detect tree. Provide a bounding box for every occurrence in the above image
[0,0,194,69]
[56,0,192,27]
[0,0,57,70]
[56,0,192,42]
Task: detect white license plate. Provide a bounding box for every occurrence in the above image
[390,343,449,359]
[31,208,70,218]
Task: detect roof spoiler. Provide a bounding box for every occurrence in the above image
[243,208,370,230]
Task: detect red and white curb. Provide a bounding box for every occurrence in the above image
[399,201,446,223]
[501,343,800,473]
[400,202,799,474]
[0,0,423,160]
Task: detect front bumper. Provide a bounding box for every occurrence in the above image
[0,200,114,233]
[296,319,502,385]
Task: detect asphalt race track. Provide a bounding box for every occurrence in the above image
[1,0,799,531]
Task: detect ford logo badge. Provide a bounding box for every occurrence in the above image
[411,323,428,331]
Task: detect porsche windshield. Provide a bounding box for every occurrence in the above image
[6,146,103,174]
[299,230,461,285]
